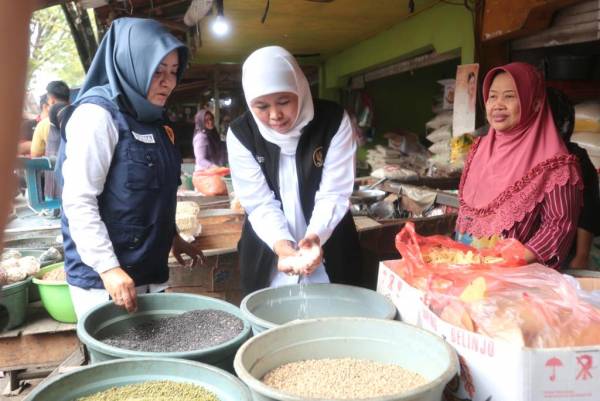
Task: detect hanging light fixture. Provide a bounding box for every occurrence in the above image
[212,0,230,37]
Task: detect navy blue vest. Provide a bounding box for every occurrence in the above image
[230,99,362,294]
[59,97,181,289]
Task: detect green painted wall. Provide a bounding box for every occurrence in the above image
[321,2,474,92]
[318,65,340,102]
[364,58,459,138]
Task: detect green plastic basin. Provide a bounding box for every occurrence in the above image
[26,357,252,401]
[77,293,252,371]
[234,317,458,401]
[0,251,50,328]
[241,283,398,334]
[0,277,30,330]
[32,262,77,323]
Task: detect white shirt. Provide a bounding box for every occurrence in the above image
[227,112,356,286]
[62,104,121,274]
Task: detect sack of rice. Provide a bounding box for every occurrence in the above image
[429,152,451,167]
[371,165,418,180]
[426,125,452,143]
[426,111,453,130]
[571,132,600,157]
[574,101,600,133]
[428,139,451,155]
[176,201,202,238]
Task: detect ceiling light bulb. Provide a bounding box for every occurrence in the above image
[212,16,230,36]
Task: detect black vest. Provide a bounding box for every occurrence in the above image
[59,96,181,289]
[230,99,361,294]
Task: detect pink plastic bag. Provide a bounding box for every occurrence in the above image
[192,167,230,196]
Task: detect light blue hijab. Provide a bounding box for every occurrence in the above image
[76,17,188,123]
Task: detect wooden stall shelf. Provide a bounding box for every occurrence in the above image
[168,209,243,293]
[167,251,241,292]
[0,302,78,395]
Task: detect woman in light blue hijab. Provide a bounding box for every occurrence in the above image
[60,18,204,318]
[76,17,188,122]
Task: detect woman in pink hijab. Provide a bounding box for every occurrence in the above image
[456,62,582,269]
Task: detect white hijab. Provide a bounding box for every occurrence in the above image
[242,46,314,155]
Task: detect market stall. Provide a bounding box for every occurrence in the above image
[4,1,600,400]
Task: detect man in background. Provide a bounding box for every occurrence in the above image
[30,81,70,157]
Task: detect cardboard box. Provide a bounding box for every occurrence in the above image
[167,250,241,292]
[377,261,600,401]
[166,286,242,307]
[577,277,600,292]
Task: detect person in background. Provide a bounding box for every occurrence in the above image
[59,18,203,318]
[193,109,227,170]
[18,117,36,156]
[31,82,70,157]
[37,94,50,122]
[44,102,68,205]
[27,93,53,204]
[46,80,71,106]
[227,46,361,294]
[456,62,583,269]
[547,88,600,269]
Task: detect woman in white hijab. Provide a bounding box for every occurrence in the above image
[227,46,362,294]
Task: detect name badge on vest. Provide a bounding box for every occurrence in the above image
[313,146,324,167]
[132,131,156,144]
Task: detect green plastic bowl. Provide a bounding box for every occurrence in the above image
[241,283,398,334]
[77,293,252,371]
[32,262,77,323]
[234,318,459,401]
[0,277,30,330]
[25,357,252,401]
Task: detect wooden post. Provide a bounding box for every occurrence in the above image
[61,1,98,72]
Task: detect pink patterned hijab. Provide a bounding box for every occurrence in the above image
[457,62,581,237]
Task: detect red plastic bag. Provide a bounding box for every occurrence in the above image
[192,167,230,196]
[393,222,528,294]
[394,222,600,347]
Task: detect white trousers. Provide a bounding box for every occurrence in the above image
[69,283,168,319]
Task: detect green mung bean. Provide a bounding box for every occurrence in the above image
[77,380,220,401]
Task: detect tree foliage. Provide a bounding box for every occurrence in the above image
[28,5,86,91]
